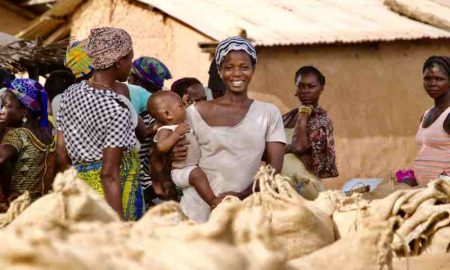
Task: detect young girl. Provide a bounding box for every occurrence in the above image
[148,91,224,214]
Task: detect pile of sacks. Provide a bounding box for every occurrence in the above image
[0,166,449,269]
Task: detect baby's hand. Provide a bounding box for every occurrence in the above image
[174,123,190,137]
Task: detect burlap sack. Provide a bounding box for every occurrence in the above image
[0,192,30,228]
[392,253,450,270]
[366,178,450,256]
[424,226,450,254]
[310,190,369,239]
[288,220,394,270]
[131,201,190,236]
[282,153,323,200]
[0,222,140,270]
[7,168,119,228]
[248,166,335,259]
[364,177,412,201]
[282,128,323,200]
[130,196,287,270]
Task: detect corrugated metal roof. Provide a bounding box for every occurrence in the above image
[385,0,450,31]
[139,0,450,46]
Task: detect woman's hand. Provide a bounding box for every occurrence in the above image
[171,139,189,162]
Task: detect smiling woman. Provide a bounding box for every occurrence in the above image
[414,56,450,186]
[172,36,286,222]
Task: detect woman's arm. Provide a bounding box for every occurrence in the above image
[0,145,17,166]
[444,113,450,134]
[285,111,311,156]
[101,147,125,220]
[264,142,286,173]
[56,130,72,172]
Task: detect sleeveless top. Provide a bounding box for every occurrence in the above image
[154,124,200,168]
[415,106,450,185]
[180,100,286,222]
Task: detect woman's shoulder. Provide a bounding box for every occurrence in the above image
[251,100,282,115]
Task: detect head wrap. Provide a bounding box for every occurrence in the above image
[131,57,172,89]
[86,27,133,70]
[215,36,257,67]
[423,56,450,77]
[64,40,93,78]
[5,78,49,127]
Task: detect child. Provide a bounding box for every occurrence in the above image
[148,91,223,209]
[170,77,208,107]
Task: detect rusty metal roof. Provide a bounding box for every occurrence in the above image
[139,0,450,46]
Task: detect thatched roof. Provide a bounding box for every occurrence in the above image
[0,38,67,74]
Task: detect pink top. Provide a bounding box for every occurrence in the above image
[414,106,450,185]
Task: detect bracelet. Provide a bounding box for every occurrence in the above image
[298,106,312,115]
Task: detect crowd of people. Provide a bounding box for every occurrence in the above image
[0,26,449,222]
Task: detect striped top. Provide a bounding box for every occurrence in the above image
[138,112,156,190]
[414,106,450,186]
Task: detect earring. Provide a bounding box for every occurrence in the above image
[22,117,27,124]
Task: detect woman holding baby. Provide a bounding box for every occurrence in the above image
[170,37,286,222]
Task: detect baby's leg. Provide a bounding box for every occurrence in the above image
[189,167,221,207]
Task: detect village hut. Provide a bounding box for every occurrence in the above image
[15,0,450,188]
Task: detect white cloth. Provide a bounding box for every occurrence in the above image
[51,93,62,119]
[171,165,197,188]
[181,100,286,222]
[154,124,200,168]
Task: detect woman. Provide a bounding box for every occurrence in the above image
[0,78,55,202]
[283,66,338,181]
[415,56,450,186]
[56,27,144,220]
[129,56,172,93]
[174,37,286,222]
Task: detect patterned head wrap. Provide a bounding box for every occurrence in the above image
[64,40,93,78]
[215,36,257,67]
[5,78,49,127]
[86,27,133,70]
[131,57,172,89]
[423,56,450,78]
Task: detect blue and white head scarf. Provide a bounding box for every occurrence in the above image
[215,37,257,67]
[5,78,49,127]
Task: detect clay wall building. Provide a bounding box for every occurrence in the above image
[17,0,450,188]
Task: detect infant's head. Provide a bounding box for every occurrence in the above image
[147,91,186,125]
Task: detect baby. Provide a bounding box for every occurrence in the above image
[147,91,223,208]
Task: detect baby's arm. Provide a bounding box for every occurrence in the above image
[156,123,190,153]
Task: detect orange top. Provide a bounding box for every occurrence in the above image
[415,107,450,186]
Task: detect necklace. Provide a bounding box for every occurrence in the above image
[89,79,114,90]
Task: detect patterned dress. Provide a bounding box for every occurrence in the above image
[306,106,339,178]
[1,128,56,201]
[56,81,144,220]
